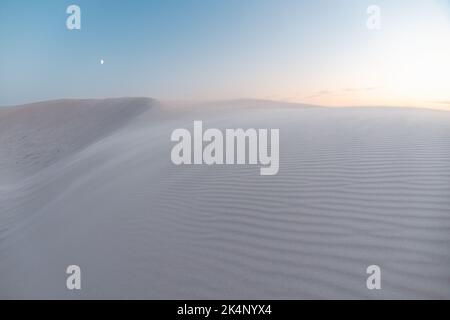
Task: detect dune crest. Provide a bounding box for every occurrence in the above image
[0,98,154,181]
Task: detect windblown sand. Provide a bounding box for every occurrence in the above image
[0,98,449,298]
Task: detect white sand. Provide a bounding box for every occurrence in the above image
[0,98,450,299]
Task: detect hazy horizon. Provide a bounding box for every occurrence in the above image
[3,95,450,112]
[1,0,449,109]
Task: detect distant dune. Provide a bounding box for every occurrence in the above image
[1,98,450,299]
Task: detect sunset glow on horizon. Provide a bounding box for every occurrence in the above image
[0,0,449,109]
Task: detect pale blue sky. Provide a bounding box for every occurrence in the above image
[0,0,449,107]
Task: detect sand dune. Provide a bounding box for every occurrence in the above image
[1,98,450,298]
[0,97,153,181]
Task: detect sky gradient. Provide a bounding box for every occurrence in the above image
[0,0,449,108]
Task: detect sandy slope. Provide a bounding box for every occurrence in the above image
[0,98,450,298]
[0,98,152,181]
